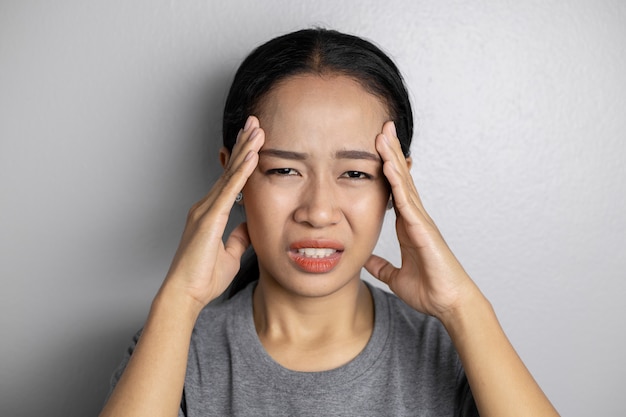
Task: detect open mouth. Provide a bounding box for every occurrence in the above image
[289,240,344,273]
[296,248,338,258]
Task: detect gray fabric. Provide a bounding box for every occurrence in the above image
[110,282,478,416]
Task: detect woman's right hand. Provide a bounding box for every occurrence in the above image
[99,119,264,417]
[160,115,264,310]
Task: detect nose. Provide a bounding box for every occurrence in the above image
[293,179,342,228]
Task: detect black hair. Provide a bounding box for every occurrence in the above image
[222,28,414,298]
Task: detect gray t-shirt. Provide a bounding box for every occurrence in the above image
[110,282,478,416]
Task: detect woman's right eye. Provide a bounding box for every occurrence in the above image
[266,168,299,176]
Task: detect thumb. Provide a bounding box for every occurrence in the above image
[364,254,398,286]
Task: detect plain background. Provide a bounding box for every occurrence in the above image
[1,1,625,416]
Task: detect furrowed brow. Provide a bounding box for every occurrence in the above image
[259,149,307,160]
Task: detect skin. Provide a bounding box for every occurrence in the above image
[242,75,390,371]
[100,74,560,417]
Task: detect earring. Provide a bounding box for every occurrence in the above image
[235,192,243,203]
[386,198,394,210]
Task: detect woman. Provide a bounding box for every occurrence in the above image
[101,28,559,416]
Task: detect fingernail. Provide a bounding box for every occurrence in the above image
[244,150,254,161]
[390,121,397,138]
[243,116,254,131]
[236,128,243,143]
[248,128,259,141]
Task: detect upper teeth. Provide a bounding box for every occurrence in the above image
[297,248,337,258]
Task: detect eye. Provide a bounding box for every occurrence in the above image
[341,171,372,180]
[266,168,299,176]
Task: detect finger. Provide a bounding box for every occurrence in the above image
[380,122,436,224]
[190,115,260,209]
[364,254,398,286]
[215,143,261,207]
[216,116,264,203]
[376,126,429,226]
[381,121,407,168]
[377,122,413,194]
[197,124,264,215]
[226,116,262,171]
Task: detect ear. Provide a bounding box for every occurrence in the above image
[219,147,231,169]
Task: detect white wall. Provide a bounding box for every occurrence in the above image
[1,1,625,416]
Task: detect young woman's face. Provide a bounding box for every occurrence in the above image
[243,74,390,298]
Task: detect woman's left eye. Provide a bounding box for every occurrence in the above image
[341,171,372,180]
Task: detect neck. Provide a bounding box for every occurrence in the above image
[252,274,374,371]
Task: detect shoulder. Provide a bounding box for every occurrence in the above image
[367,284,475,413]
[195,282,254,331]
[188,282,256,356]
[368,284,455,353]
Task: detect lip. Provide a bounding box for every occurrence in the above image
[288,239,344,273]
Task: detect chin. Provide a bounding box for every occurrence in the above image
[260,266,363,299]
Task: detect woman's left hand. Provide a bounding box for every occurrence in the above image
[365,121,480,319]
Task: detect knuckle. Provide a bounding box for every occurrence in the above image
[187,204,203,223]
[221,168,234,183]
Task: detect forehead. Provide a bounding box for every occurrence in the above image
[257,74,389,151]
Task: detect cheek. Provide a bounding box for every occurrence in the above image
[241,175,293,235]
[342,186,388,228]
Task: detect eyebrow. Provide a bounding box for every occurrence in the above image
[335,149,380,162]
[259,148,380,162]
[258,149,307,160]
